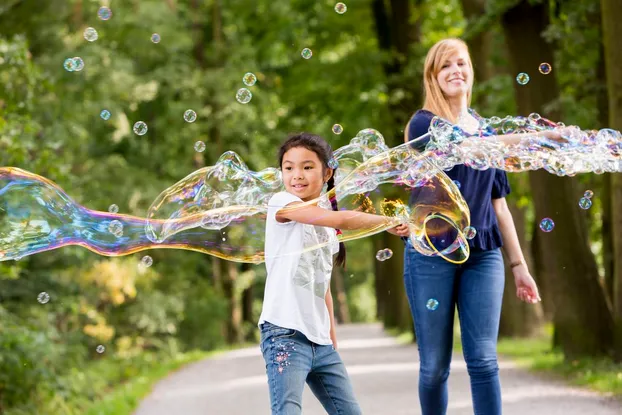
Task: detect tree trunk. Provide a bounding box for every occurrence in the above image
[601,0,622,360]
[502,0,614,357]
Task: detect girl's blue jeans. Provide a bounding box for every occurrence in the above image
[403,239,505,415]
[260,321,362,415]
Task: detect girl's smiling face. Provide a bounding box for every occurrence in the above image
[281,146,332,202]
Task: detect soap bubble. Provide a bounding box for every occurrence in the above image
[335,2,347,13]
[100,110,111,121]
[426,298,439,311]
[37,292,50,304]
[151,33,161,43]
[98,7,112,21]
[63,58,76,72]
[584,190,593,198]
[72,57,85,72]
[328,158,339,169]
[243,73,257,86]
[332,124,343,135]
[516,72,530,85]
[463,226,476,240]
[578,197,592,210]
[301,48,313,59]
[539,218,555,232]
[133,121,148,135]
[236,88,252,104]
[96,345,105,354]
[194,141,206,152]
[141,255,153,267]
[453,180,461,189]
[538,63,552,75]
[84,27,98,42]
[375,248,393,261]
[108,220,123,237]
[108,204,119,214]
[184,109,197,123]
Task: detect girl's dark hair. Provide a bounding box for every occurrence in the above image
[278,132,346,268]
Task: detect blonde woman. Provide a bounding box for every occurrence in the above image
[402,38,558,415]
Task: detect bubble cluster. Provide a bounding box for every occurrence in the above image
[98,7,112,21]
[37,292,50,304]
[100,110,111,121]
[96,345,106,354]
[133,121,148,136]
[151,33,161,44]
[184,109,197,123]
[64,57,84,72]
[236,88,252,104]
[108,204,119,214]
[332,124,343,135]
[84,27,98,42]
[194,141,206,152]
[578,197,592,210]
[301,48,313,59]
[375,248,393,261]
[539,218,555,233]
[243,73,257,86]
[426,298,439,311]
[335,2,347,14]
[516,72,530,85]
[539,63,552,75]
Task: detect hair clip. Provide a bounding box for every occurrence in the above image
[336,229,343,236]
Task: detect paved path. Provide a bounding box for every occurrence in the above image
[134,324,621,414]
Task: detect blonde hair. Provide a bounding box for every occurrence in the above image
[422,38,473,123]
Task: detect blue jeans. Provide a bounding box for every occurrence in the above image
[260,322,362,415]
[403,240,505,415]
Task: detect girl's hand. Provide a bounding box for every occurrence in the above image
[540,128,570,143]
[387,223,410,237]
[330,331,338,350]
[513,265,541,304]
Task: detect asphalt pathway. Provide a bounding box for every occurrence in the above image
[133,323,621,414]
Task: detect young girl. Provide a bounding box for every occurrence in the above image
[259,132,409,415]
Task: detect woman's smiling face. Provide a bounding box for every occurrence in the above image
[436,47,473,99]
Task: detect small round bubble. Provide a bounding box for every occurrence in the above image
[584,190,594,199]
[538,62,552,75]
[63,58,76,72]
[426,298,439,311]
[328,158,339,169]
[332,124,343,135]
[194,141,206,153]
[453,180,461,189]
[98,6,112,20]
[96,345,106,354]
[301,48,313,59]
[243,72,257,86]
[578,197,592,210]
[37,292,50,304]
[184,109,197,123]
[335,2,347,14]
[539,218,555,233]
[133,121,148,135]
[151,33,161,43]
[108,204,119,213]
[141,255,153,268]
[375,248,393,261]
[84,27,98,42]
[236,88,252,104]
[516,72,530,85]
[72,57,84,71]
[108,220,123,236]
[463,226,477,240]
[100,110,111,121]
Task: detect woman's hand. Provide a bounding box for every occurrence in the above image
[513,264,541,304]
[387,223,410,237]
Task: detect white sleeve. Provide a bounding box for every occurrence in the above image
[268,192,303,226]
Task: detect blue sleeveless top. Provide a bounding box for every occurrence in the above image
[407,109,511,251]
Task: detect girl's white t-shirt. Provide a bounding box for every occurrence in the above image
[258,191,339,345]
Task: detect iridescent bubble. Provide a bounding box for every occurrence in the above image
[84,27,98,42]
[578,197,592,210]
[98,7,112,21]
[108,220,123,237]
[108,204,119,213]
[184,109,197,123]
[243,72,257,86]
[453,180,461,189]
[426,298,439,311]
[584,190,593,199]
[332,124,343,135]
[141,255,153,267]
[63,58,76,72]
[335,2,347,14]
[301,48,313,59]
[528,113,541,123]
[236,88,252,104]
[37,292,50,304]
[194,141,206,152]
[100,110,111,121]
[375,248,393,261]
[516,72,530,85]
[133,121,148,136]
[539,218,555,232]
[96,345,105,354]
[463,226,476,240]
[538,63,552,75]
[151,33,161,43]
[72,57,85,72]
[328,158,339,169]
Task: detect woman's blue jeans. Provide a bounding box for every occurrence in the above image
[403,239,505,415]
[259,322,362,415]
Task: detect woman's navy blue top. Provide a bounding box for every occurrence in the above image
[407,109,511,251]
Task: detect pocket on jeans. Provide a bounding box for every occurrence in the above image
[261,323,297,342]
